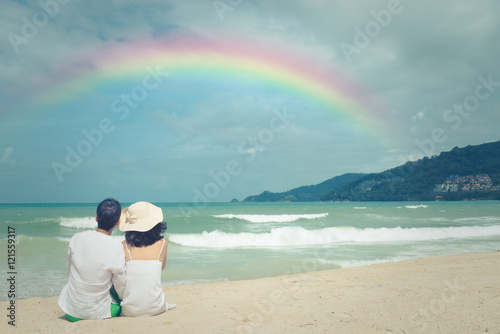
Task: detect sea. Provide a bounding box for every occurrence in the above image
[1,201,500,301]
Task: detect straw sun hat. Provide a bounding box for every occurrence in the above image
[119,201,163,232]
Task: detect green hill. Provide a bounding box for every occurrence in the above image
[322,141,500,201]
[242,141,500,202]
[243,173,365,202]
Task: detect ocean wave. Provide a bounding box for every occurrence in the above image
[319,256,413,268]
[168,224,500,249]
[365,213,403,221]
[57,237,72,243]
[452,216,500,224]
[426,217,448,222]
[405,204,428,209]
[163,278,228,287]
[0,235,71,248]
[34,218,57,222]
[59,216,96,229]
[212,213,328,223]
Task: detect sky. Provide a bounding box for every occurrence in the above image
[0,0,499,203]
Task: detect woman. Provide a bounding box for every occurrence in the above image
[118,201,176,317]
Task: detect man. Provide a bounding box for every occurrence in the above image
[58,198,127,321]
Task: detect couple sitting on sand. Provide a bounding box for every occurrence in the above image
[58,198,176,321]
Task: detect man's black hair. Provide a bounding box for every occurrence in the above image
[125,223,167,247]
[96,198,121,231]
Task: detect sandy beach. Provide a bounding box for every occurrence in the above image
[2,251,499,333]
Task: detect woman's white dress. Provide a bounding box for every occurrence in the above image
[122,240,176,317]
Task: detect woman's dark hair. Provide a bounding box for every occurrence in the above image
[125,222,167,247]
[96,198,121,231]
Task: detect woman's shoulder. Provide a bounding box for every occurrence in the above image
[152,238,166,249]
[148,238,164,246]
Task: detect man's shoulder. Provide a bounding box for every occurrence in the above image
[71,230,94,240]
[72,230,112,245]
[72,231,124,253]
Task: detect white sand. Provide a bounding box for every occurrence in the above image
[2,252,500,333]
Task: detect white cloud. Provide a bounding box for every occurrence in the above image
[412,111,424,121]
[1,147,14,164]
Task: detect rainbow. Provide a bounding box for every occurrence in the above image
[32,33,396,141]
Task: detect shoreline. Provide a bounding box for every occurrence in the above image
[2,251,499,333]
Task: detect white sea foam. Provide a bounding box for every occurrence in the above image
[405,204,428,209]
[168,224,500,248]
[56,237,72,243]
[319,256,413,268]
[163,278,228,287]
[59,216,96,229]
[452,216,500,224]
[413,217,448,223]
[34,218,56,222]
[213,213,328,223]
[365,213,403,221]
[354,207,367,210]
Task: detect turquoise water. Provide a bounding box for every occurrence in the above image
[1,201,500,300]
